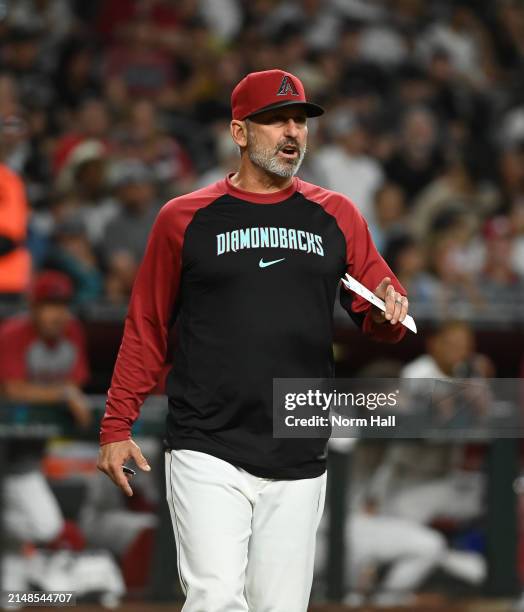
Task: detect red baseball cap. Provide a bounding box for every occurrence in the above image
[231,69,324,121]
[30,271,74,304]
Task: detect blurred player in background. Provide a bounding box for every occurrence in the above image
[0,270,91,547]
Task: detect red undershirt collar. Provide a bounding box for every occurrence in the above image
[225,173,299,204]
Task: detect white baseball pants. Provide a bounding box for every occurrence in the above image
[165,449,327,612]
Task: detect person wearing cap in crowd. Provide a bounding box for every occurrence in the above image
[0,270,92,548]
[102,159,159,264]
[97,69,410,611]
[56,139,116,246]
[47,215,104,305]
[101,159,160,303]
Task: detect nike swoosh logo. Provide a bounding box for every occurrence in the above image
[259,257,286,268]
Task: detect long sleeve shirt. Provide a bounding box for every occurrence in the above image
[100,175,406,478]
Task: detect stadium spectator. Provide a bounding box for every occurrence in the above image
[52,38,101,111]
[198,0,243,44]
[112,99,195,197]
[368,182,407,252]
[260,0,341,53]
[426,219,483,318]
[1,27,54,109]
[28,191,84,270]
[359,20,408,68]
[0,111,31,175]
[404,319,494,380]
[383,233,439,312]
[0,270,91,547]
[384,106,445,203]
[52,98,112,174]
[95,0,184,47]
[410,153,500,240]
[45,215,104,306]
[478,216,524,316]
[314,110,384,222]
[0,104,52,209]
[7,0,75,53]
[416,5,496,87]
[102,18,177,104]
[102,160,160,303]
[56,139,115,245]
[394,63,434,111]
[337,19,387,102]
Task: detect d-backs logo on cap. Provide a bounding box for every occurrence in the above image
[276,75,299,97]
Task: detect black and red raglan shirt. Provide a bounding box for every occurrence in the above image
[100,175,406,479]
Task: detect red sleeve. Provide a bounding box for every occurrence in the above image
[297,181,407,344]
[99,182,226,445]
[100,203,181,445]
[345,204,407,344]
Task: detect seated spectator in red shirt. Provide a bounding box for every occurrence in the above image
[0,270,92,546]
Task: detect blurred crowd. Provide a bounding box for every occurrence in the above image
[0,0,523,320]
[2,1,524,604]
[0,275,509,604]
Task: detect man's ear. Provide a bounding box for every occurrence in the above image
[230,119,248,148]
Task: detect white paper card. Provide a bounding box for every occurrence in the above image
[341,273,417,334]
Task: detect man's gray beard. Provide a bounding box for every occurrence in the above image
[247,135,306,178]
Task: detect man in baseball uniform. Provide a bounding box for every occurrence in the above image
[98,69,409,611]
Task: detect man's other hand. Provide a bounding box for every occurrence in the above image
[97,439,151,497]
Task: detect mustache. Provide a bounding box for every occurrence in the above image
[276,139,301,152]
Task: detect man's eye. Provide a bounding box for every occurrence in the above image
[264,115,306,125]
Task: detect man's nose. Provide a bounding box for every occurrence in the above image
[283,118,300,137]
